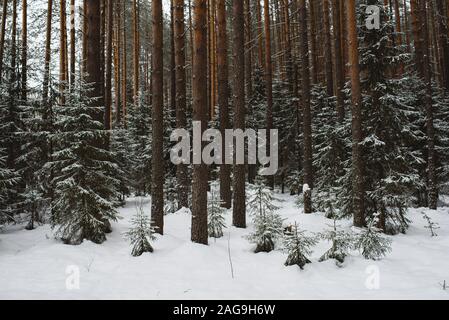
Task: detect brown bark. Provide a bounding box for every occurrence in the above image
[132,0,139,103]
[217,0,231,209]
[42,0,53,104]
[174,0,189,209]
[21,0,27,100]
[104,0,112,130]
[264,0,274,189]
[322,0,334,96]
[299,0,313,214]
[60,0,68,104]
[121,0,127,123]
[436,0,449,90]
[151,0,165,235]
[233,0,246,228]
[191,0,208,245]
[70,0,76,89]
[332,0,345,121]
[347,0,365,227]
[0,0,8,83]
[255,0,264,69]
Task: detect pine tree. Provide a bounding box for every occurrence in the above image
[125,200,156,256]
[353,213,392,260]
[207,181,227,238]
[246,179,284,253]
[0,147,19,227]
[283,222,318,269]
[319,220,354,265]
[47,79,121,245]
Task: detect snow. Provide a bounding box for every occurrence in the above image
[1,194,449,300]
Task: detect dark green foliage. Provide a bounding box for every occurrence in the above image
[283,222,318,269]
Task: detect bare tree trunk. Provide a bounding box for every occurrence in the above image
[347,0,365,227]
[264,0,274,189]
[132,0,139,103]
[0,0,7,83]
[121,0,127,124]
[332,0,345,121]
[323,0,334,96]
[104,0,112,130]
[191,0,208,245]
[113,0,121,125]
[21,0,27,101]
[60,0,68,104]
[232,0,246,228]
[151,0,165,235]
[217,0,231,209]
[42,0,53,104]
[256,0,264,69]
[299,0,313,214]
[70,0,76,89]
[419,0,438,209]
[436,0,449,90]
[174,0,189,209]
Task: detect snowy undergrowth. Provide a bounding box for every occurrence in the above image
[0,194,448,300]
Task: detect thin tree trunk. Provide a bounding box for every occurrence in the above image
[233,0,246,228]
[21,0,27,101]
[332,0,345,121]
[42,0,53,104]
[0,0,7,83]
[264,0,274,189]
[121,0,127,124]
[70,0,76,89]
[347,0,365,227]
[323,0,334,96]
[174,0,189,209]
[104,0,112,130]
[151,0,164,235]
[132,0,139,103]
[299,0,313,214]
[60,0,68,104]
[217,0,231,209]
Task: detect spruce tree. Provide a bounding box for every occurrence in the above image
[319,220,354,265]
[47,79,121,245]
[283,222,318,269]
[246,179,284,253]
[207,181,227,238]
[354,214,392,260]
[125,200,156,256]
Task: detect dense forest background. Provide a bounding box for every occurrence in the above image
[0,0,448,250]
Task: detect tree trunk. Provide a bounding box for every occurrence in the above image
[132,0,139,103]
[191,0,209,245]
[0,0,8,83]
[70,0,76,90]
[332,0,345,121]
[21,0,27,101]
[232,0,246,228]
[347,0,365,227]
[217,0,231,209]
[104,0,112,130]
[174,0,189,209]
[60,0,68,104]
[151,0,165,235]
[42,0,53,104]
[323,0,334,96]
[299,0,313,214]
[263,0,274,189]
[436,0,449,90]
[419,0,438,209]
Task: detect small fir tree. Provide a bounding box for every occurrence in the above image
[283,222,318,269]
[246,179,284,253]
[319,220,355,265]
[208,182,227,238]
[125,200,156,256]
[354,214,392,260]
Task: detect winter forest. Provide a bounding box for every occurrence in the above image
[0,0,449,300]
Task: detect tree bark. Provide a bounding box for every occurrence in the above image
[0,0,7,83]
[232,0,246,228]
[151,0,165,235]
[347,0,365,227]
[21,0,27,101]
[332,0,345,121]
[217,0,231,209]
[104,0,112,130]
[191,0,209,245]
[70,0,76,90]
[174,0,189,209]
[132,0,139,103]
[323,0,334,96]
[42,0,53,104]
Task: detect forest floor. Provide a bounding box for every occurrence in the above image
[0,193,448,300]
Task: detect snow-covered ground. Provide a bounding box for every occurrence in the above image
[0,193,448,300]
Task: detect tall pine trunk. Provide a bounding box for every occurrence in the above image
[151,0,165,235]
[217,0,231,209]
[191,0,209,245]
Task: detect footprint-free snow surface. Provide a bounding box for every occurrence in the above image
[1,194,448,300]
